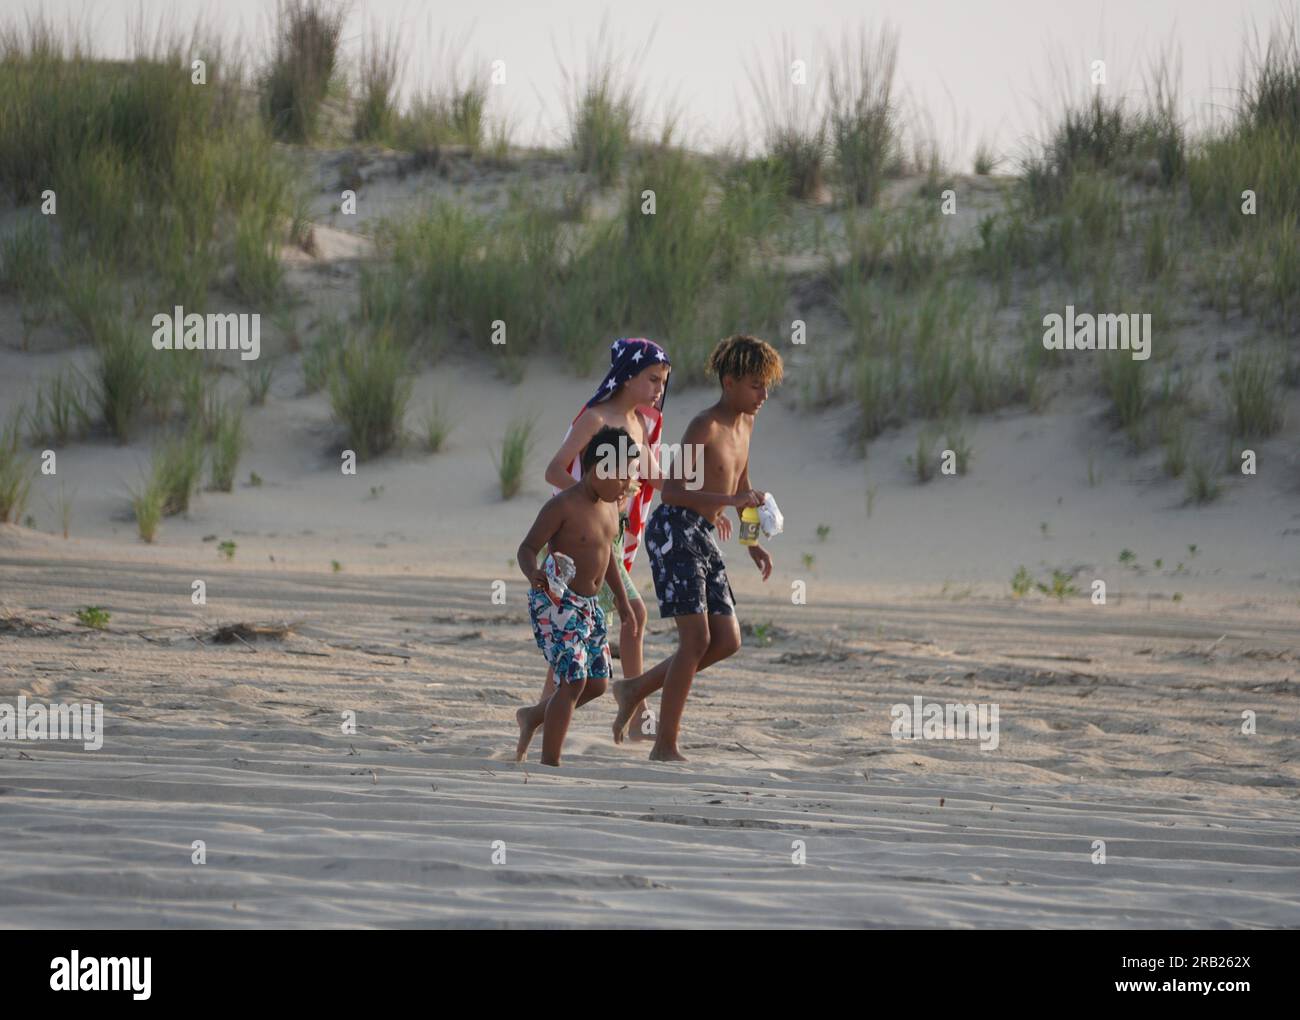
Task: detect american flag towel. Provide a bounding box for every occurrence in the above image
[555,338,671,571]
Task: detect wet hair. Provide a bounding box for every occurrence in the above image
[581,425,639,477]
[707,334,784,387]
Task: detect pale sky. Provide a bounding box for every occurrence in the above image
[25,0,1294,166]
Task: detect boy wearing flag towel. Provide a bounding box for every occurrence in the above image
[542,338,671,740]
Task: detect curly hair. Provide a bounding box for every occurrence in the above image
[706,334,784,387]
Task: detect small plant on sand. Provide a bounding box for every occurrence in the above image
[244,360,275,406]
[1036,569,1079,600]
[129,474,165,543]
[1010,566,1033,598]
[747,36,827,200]
[327,329,413,459]
[801,552,815,570]
[261,0,346,143]
[27,367,92,446]
[302,316,345,393]
[352,23,405,142]
[93,315,151,443]
[495,414,536,499]
[943,426,972,475]
[48,481,75,539]
[973,138,1000,175]
[816,523,831,542]
[0,415,35,523]
[1222,350,1284,438]
[419,395,452,453]
[827,26,900,206]
[75,606,110,630]
[218,540,237,561]
[248,471,263,487]
[564,38,641,187]
[1186,457,1221,505]
[1101,352,1147,443]
[233,205,284,304]
[1119,548,1137,566]
[208,401,245,492]
[906,429,938,483]
[152,431,206,516]
[331,559,342,573]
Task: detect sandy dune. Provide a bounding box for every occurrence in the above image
[2,540,1297,928]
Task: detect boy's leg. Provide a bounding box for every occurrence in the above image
[516,672,606,761]
[648,613,709,761]
[649,613,740,761]
[621,596,655,741]
[541,676,586,766]
[612,615,740,742]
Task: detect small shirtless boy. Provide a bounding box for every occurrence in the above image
[516,425,640,766]
[612,335,784,761]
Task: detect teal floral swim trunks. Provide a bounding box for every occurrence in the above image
[527,586,612,686]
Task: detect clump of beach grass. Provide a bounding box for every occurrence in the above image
[208,400,245,492]
[419,395,452,453]
[827,25,900,206]
[92,315,151,443]
[1223,349,1284,437]
[0,413,35,523]
[495,414,536,499]
[562,24,644,187]
[260,0,345,143]
[746,36,827,200]
[152,430,206,516]
[327,329,413,459]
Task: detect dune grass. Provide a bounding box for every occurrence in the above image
[495,414,536,500]
[27,367,92,446]
[261,0,344,143]
[746,37,826,200]
[92,315,151,443]
[1223,350,1284,438]
[153,430,206,516]
[327,329,413,459]
[208,400,245,492]
[128,473,165,542]
[0,413,34,523]
[419,396,453,453]
[827,26,899,207]
[558,20,646,187]
[353,22,404,142]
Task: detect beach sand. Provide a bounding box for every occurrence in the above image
[2,516,1297,927]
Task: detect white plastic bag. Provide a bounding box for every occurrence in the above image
[544,552,576,602]
[758,493,784,538]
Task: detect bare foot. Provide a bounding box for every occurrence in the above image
[611,679,639,744]
[515,706,541,761]
[627,705,654,742]
[649,744,688,762]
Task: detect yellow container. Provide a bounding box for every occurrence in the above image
[738,506,761,545]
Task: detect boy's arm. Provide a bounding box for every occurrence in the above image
[638,410,665,491]
[544,411,603,491]
[736,457,773,581]
[517,498,564,590]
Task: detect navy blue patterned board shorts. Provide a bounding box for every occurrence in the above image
[645,504,737,619]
